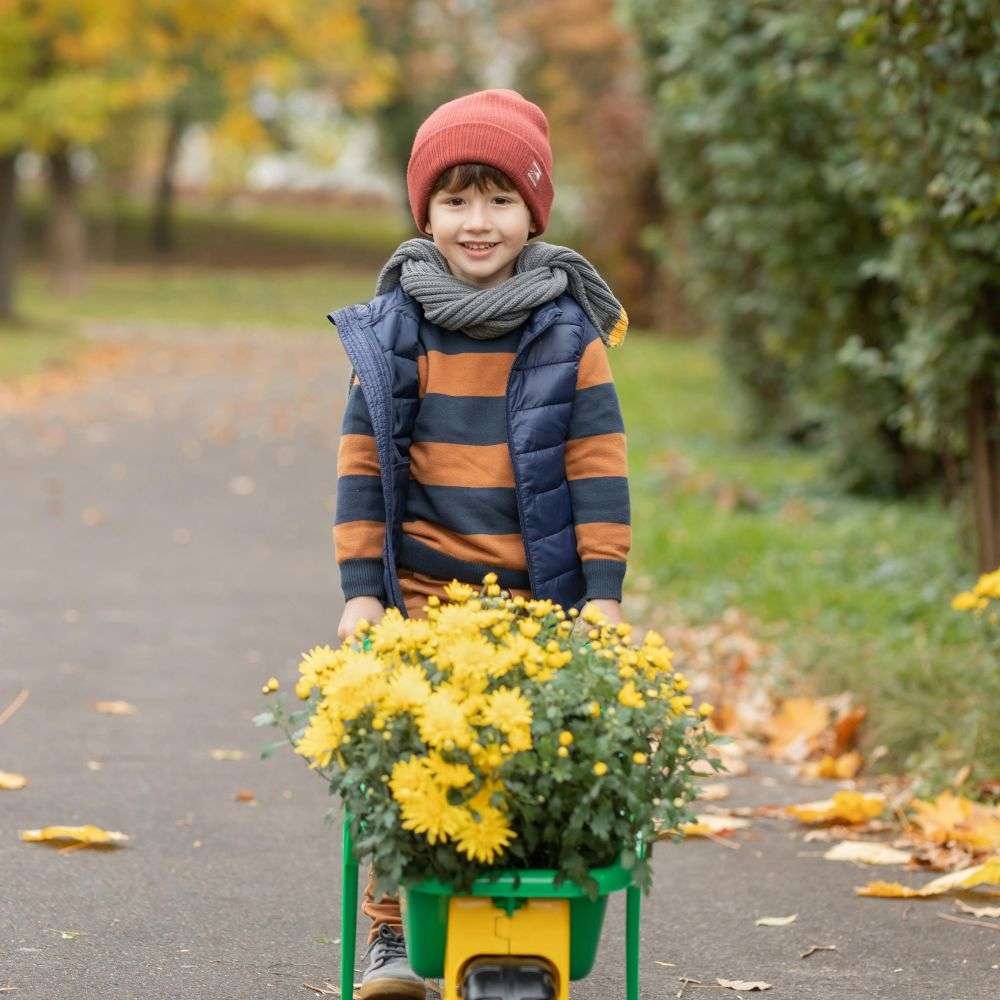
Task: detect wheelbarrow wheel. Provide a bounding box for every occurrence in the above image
[460,957,556,1000]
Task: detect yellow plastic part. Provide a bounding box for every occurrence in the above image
[443,896,570,1000]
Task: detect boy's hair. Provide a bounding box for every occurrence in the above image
[429,163,518,197]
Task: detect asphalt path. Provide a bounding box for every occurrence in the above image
[1,322,995,999]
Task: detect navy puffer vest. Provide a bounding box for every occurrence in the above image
[329,285,591,616]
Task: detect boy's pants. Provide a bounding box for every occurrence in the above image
[362,867,403,944]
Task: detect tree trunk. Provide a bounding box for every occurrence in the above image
[967,373,1000,572]
[151,108,187,254]
[46,141,87,297]
[0,150,20,322]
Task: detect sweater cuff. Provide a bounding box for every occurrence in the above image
[339,558,387,602]
[581,559,626,603]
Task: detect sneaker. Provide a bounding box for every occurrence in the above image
[359,924,427,1000]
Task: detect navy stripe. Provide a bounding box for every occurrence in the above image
[568,476,630,524]
[398,535,531,591]
[413,394,509,445]
[581,559,626,602]
[335,475,384,524]
[339,558,387,601]
[419,328,521,355]
[568,383,624,439]
[405,481,521,535]
[341,387,375,436]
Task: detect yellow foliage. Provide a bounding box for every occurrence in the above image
[856,856,1000,898]
[786,790,886,825]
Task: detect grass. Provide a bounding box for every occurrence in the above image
[615,333,998,785]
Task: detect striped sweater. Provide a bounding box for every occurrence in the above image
[334,316,631,602]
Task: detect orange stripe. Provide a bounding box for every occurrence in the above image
[574,522,632,563]
[333,521,384,560]
[398,567,532,620]
[338,433,380,477]
[402,520,528,570]
[417,354,428,397]
[410,441,514,488]
[423,350,515,397]
[565,433,628,480]
[576,337,613,390]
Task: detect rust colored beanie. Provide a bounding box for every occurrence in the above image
[406,89,554,237]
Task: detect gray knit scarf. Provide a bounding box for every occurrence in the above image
[374,238,628,347]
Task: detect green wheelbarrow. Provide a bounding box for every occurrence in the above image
[338,815,646,1000]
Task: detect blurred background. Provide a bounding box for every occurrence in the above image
[1,1,997,785]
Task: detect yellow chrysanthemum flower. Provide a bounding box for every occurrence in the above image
[480,687,533,736]
[382,664,433,715]
[397,783,465,845]
[453,805,515,864]
[443,580,476,603]
[322,653,387,721]
[294,711,344,769]
[298,644,341,687]
[425,751,475,789]
[617,681,646,709]
[417,688,475,749]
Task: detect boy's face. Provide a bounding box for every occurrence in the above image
[423,180,536,289]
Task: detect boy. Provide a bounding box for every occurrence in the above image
[328,88,630,1000]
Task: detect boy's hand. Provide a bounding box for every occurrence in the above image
[584,598,623,625]
[337,595,386,643]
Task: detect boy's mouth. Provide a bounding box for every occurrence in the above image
[459,241,499,258]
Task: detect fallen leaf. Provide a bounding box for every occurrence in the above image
[210,748,247,761]
[20,824,128,847]
[698,782,730,802]
[787,791,886,825]
[800,944,837,959]
[755,914,797,927]
[717,979,771,991]
[955,899,1000,918]
[823,841,913,866]
[831,706,867,755]
[908,791,1000,853]
[800,751,863,780]
[680,814,752,837]
[0,771,27,790]
[235,789,256,803]
[856,856,1000,898]
[0,688,29,726]
[937,912,1000,932]
[763,697,828,762]
[94,700,137,715]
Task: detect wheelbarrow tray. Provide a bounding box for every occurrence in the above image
[401,859,634,980]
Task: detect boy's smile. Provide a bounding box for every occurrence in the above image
[423,180,536,289]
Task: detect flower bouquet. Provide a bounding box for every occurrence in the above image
[258,575,719,898]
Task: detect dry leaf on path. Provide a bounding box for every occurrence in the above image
[763,697,828,762]
[20,824,128,847]
[717,979,771,991]
[234,789,256,803]
[680,815,752,837]
[0,688,29,726]
[823,841,913,866]
[800,751,863,780]
[698,782,730,801]
[955,899,1000,918]
[94,700,137,715]
[908,791,1000,853]
[755,914,797,927]
[800,944,837,959]
[787,791,885,825]
[856,856,1000,898]
[0,771,27,790]
[210,748,247,761]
